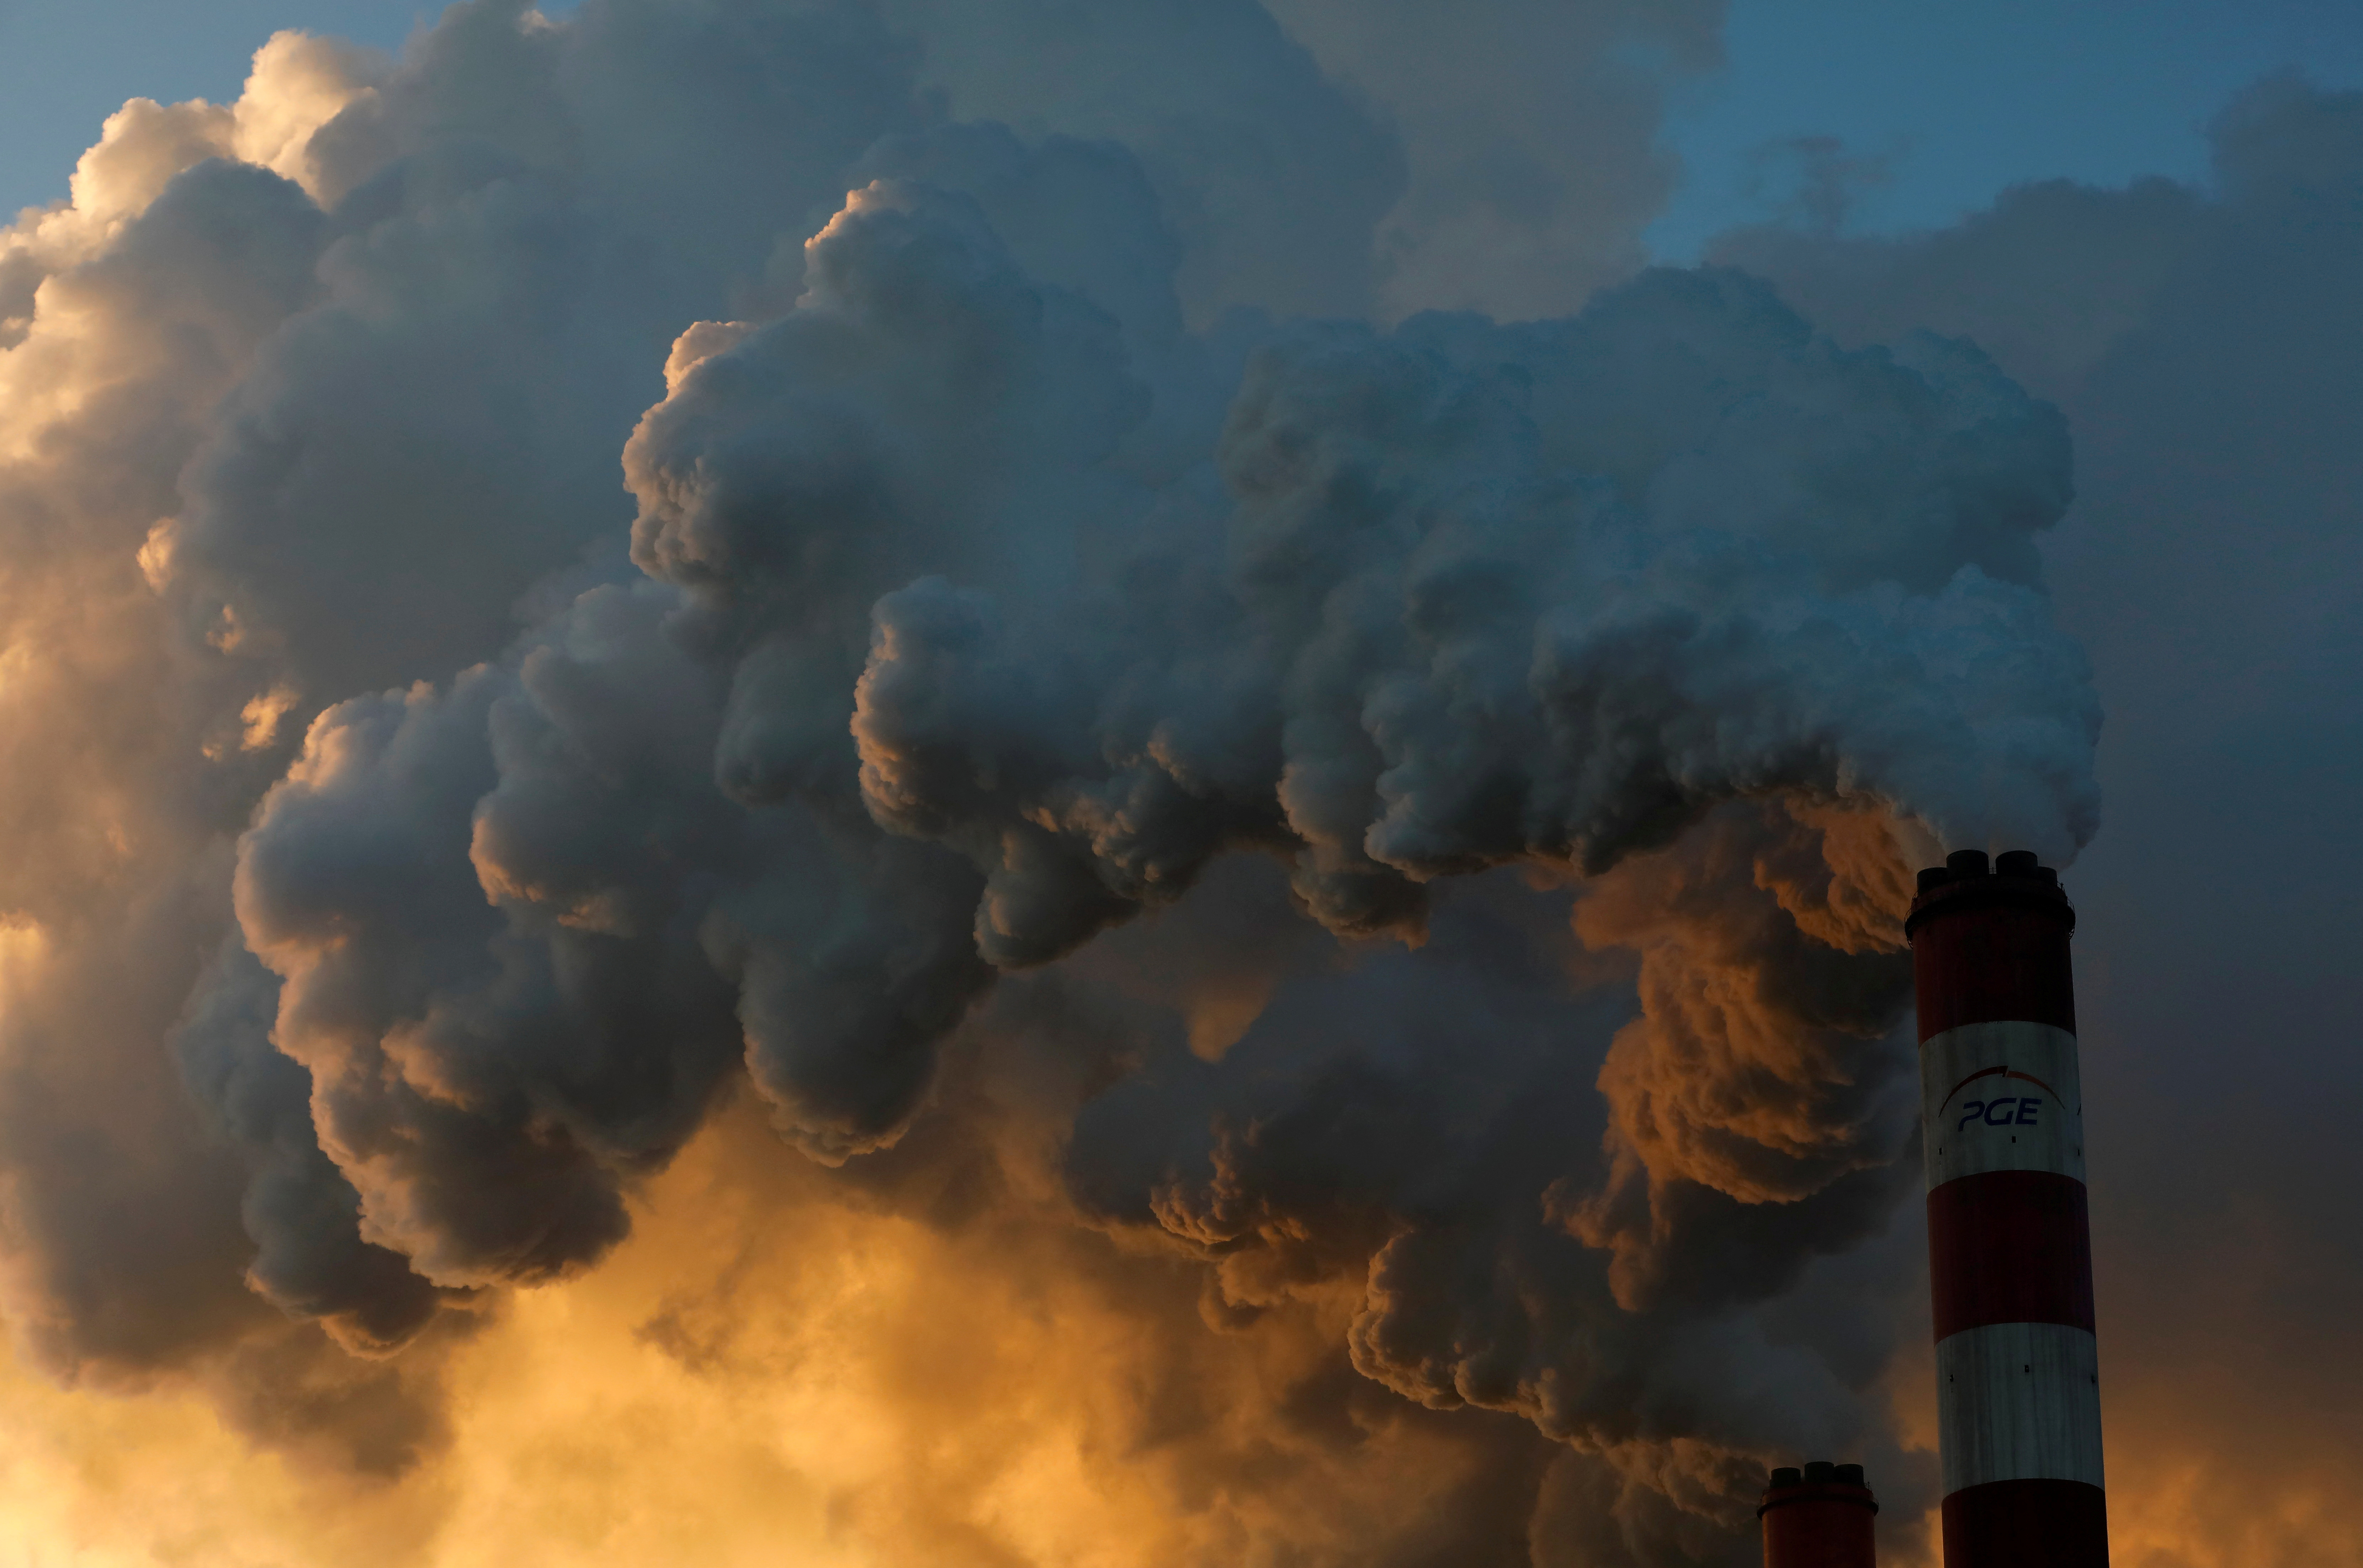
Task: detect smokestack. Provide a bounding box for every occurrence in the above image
[1907,850,2109,1566]
[1759,1461,1878,1567]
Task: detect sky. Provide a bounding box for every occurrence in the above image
[1651,0,2363,255]
[0,3,2357,1567]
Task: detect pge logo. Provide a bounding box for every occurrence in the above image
[1940,1064,2063,1133]
[1958,1096,2042,1129]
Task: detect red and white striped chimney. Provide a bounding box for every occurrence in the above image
[1907,849,2108,1566]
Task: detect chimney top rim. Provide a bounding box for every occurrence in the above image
[1906,855,2075,938]
[1756,1481,1881,1519]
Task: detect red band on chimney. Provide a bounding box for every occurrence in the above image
[1940,1478,2110,1567]
[1910,896,2076,1041]
[1928,1170,2097,1339]
[1760,1482,1877,1568]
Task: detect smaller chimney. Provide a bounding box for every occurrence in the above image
[1760,1460,1877,1568]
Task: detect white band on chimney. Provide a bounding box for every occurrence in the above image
[1922,1020,2087,1190]
[1935,1320,2106,1494]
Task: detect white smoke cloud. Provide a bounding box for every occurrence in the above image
[847,264,2094,951]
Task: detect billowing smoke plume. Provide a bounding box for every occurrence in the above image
[0,0,2100,1559]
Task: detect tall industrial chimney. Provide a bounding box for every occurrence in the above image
[1907,849,2108,1566]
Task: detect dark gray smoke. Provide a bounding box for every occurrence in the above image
[224,171,2093,1315]
[0,1,2118,1559]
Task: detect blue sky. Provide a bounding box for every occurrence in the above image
[1649,0,2363,256]
[0,0,427,219]
[5,0,2363,253]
